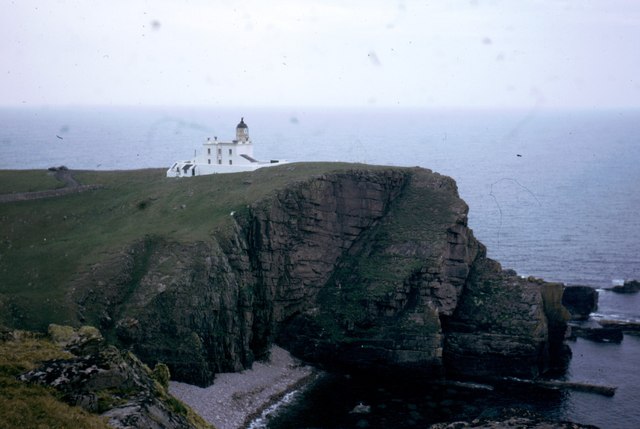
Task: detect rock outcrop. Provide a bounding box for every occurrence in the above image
[444,271,569,379]
[561,286,631,343]
[568,320,623,343]
[429,407,599,429]
[607,279,640,293]
[19,325,212,429]
[562,286,598,320]
[72,167,569,385]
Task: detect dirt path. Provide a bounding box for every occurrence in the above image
[53,168,80,188]
[0,169,102,203]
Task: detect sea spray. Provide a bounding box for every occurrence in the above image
[247,390,302,429]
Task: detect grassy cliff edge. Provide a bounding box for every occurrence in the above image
[0,163,385,331]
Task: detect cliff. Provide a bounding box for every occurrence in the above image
[0,164,569,386]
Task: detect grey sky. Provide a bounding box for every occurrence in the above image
[2,0,640,109]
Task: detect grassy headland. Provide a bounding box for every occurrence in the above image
[0,170,65,195]
[0,163,396,331]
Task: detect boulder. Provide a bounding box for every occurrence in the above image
[562,286,598,320]
[48,323,104,355]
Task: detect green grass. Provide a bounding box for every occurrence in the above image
[0,328,214,429]
[0,379,112,429]
[0,330,111,429]
[0,163,401,331]
[0,170,65,194]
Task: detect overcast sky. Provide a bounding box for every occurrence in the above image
[2,0,640,109]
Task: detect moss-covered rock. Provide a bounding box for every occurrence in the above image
[11,325,213,429]
[152,362,171,390]
[444,264,570,379]
[48,323,104,355]
[47,323,77,344]
[0,328,109,428]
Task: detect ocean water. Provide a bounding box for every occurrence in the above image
[2,107,640,428]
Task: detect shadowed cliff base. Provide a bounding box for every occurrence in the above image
[0,163,570,387]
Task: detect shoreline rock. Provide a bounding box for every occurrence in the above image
[562,285,598,321]
[597,319,640,336]
[568,320,623,343]
[429,407,599,428]
[606,279,640,294]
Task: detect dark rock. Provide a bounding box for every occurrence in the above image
[599,319,640,335]
[569,320,623,343]
[444,270,570,379]
[562,286,598,320]
[0,325,12,341]
[608,279,640,293]
[429,407,599,428]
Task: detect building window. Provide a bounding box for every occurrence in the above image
[228,149,233,155]
[207,148,211,155]
[208,159,211,164]
[218,159,222,164]
[218,148,222,155]
[229,160,233,165]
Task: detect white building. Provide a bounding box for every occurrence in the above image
[167,118,287,177]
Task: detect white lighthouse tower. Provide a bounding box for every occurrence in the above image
[167,118,287,177]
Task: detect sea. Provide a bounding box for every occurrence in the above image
[1,106,639,428]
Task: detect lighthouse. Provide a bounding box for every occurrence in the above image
[235,117,249,143]
[167,118,288,177]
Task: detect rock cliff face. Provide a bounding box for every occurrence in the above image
[75,167,568,386]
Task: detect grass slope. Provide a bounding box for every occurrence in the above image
[0,170,64,195]
[0,330,111,429]
[0,163,399,331]
[0,327,214,429]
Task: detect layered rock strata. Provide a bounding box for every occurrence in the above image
[75,167,569,385]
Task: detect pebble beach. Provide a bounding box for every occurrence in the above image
[169,346,317,429]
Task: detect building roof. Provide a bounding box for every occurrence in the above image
[236,117,248,129]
